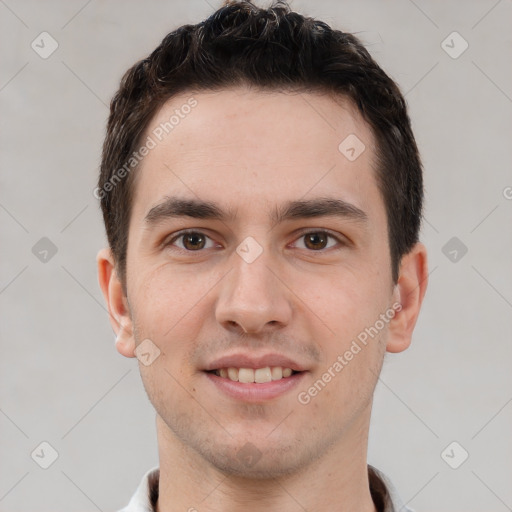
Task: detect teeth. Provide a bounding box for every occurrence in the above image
[227,367,238,381]
[214,366,295,383]
[238,368,254,383]
[255,367,272,383]
[282,367,292,377]
[271,367,282,380]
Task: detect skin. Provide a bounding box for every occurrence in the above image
[98,87,428,512]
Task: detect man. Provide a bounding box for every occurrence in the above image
[96,1,428,510]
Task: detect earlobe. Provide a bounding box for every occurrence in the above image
[386,242,428,353]
[115,321,136,358]
[96,247,136,358]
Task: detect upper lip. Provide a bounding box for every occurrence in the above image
[204,353,307,372]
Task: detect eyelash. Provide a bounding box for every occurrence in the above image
[164,229,347,254]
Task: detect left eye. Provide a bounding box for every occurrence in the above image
[292,231,341,251]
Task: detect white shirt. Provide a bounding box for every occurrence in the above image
[118,465,415,512]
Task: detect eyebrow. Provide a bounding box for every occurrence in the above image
[144,196,368,227]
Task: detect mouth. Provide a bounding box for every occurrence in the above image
[205,366,301,383]
[203,366,306,402]
[202,353,308,401]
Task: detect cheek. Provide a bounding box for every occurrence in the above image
[306,325,387,416]
[300,262,391,391]
[304,267,387,337]
[130,264,206,343]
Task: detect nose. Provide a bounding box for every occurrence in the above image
[215,248,293,335]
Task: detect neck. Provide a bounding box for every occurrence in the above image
[155,409,377,512]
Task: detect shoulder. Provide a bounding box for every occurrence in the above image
[117,467,160,512]
[368,465,416,512]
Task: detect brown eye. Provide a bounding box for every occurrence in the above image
[166,231,216,251]
[181,232,206,250]
[303,232,329,250]
[290,230,345,252]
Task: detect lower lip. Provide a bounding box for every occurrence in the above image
[204,371,306,402]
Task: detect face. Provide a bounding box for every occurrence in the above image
[102,87,418,478]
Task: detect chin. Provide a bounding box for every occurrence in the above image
[193,435,312,480]
[206,447,303,479]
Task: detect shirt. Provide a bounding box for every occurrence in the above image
[118,465,415,512]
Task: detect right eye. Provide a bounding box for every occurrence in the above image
[165,230,217,252]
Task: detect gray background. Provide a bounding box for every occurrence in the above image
[1,0,511,510]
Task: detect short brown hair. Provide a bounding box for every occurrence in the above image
[98,0,423,291]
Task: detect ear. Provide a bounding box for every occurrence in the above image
[386,242,428,353]
[96,248,136,358]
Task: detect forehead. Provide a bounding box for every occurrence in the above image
[130,87,383,226]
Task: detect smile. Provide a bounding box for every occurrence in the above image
[208,366,298,383]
